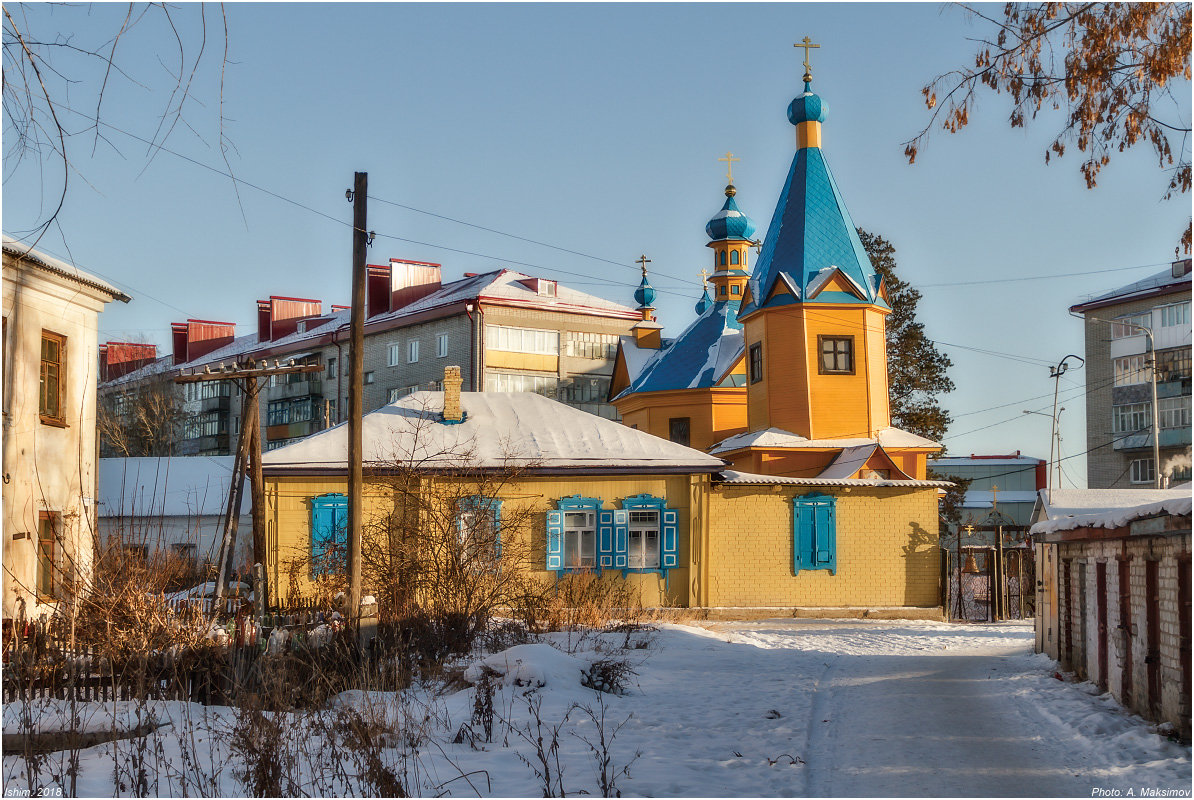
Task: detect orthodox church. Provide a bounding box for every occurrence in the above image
[265,51,949,616]
[610,68,940,483]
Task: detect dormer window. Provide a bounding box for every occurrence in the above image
[538,280,557,297]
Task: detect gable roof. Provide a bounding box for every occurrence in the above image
[613,299,744,399]
[3,235,131,303]
[738,148,885,319]
[263,391,727,474]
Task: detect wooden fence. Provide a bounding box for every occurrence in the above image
[2,598,356,706]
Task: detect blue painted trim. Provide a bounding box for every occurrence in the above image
[438,411,468,425]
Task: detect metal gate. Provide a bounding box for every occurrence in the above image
[944,547,1036,622]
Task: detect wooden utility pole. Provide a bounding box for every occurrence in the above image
[347,172,368,624]
[176,359,322,606]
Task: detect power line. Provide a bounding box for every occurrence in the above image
[917,261,1171,289]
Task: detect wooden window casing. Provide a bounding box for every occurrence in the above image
[818,335,854,375]
[39,330,67,426]
[748,342,763,384]
[37,511,58,599]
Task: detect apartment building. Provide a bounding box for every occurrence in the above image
[99,260,639,455]
[1070,259,1192,489]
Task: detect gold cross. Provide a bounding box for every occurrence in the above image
[718,151,740,184]
[699,268,709,283]
[794,36,820,81]
[963,525,976,535]
[636,254,651,277]
[991,484,999,509]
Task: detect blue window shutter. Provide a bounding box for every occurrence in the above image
[598,510,615,569]
[546,510,563,571]
[311,493,348,576]
[661,508,679,568]
[793,493,836,576]
[613,509,628,568]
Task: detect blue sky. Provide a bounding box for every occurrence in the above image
[4,3,1190,486]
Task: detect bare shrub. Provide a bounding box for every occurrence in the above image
[582,657,637,695]
[509,693,570,798]
[572,694,641,797]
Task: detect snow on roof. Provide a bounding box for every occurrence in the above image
[617,300,744,397]
[816,445,878,480]
[716,470,952,489]
[263,391,727,473]
[3,235,131,302]
[1072,265,1192,310]
[1031,496,1192,536]
[1036,488,1191,520]
[930,455,1044,467]
[710,426,940,455]
[98,457,248,518]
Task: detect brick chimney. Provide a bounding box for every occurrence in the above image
[171,319,235,365]
[442,365,463,423]
[100,342,157,381]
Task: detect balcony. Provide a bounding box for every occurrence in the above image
[270,377,323,400]
[197,433,230,454]
[201,395,230,413]
[1113,427,1193,451]
[267,420,315,441]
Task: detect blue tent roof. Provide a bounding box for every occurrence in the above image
[739,146,885,317]
[615,299,744,398]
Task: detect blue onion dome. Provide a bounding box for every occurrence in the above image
[787,80,827,125]
[634,274,656,308]
[705,185,758,242]
[695,285,712,315]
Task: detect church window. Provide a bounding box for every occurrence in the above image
[720,251,727,266]
[749,342,763,384]
[668,417,690,447]
[730,250,740,265]
[731,284,741,295]
[792,493,836,575]
[720,286,727,296]
[818,336,854,374]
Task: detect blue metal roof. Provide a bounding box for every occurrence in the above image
[739,145,886,317]
[615,298,744,398]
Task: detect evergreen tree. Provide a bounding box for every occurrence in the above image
[858,228,954,443]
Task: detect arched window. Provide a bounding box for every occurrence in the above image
[720,251,727,266]
[730,250,740,265]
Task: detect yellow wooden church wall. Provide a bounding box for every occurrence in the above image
[803,305,880,439]
[699,484,940,609]
[264,472,703,608]
[614,388,746,453]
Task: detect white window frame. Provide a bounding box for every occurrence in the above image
[326,356,337,379]
[364,371,375,385]
[626,509,660,569]
[1113,355,1149,387]
[387,388,402,403]
[457,507,499,564]
[1159,395,1191,429]
[1112,312,1153,339]
[1159,301,1190,328]
[437,333,449,358]
[408,340,420,363]
[537,280,557,297]
[1112,402,1151,433]
[1130,458,1155,485]
[485,324,560,356]
[388,343,401,367]
[562,510,596,569]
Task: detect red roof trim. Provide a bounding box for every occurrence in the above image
[269,295,321,304]
[186,318,236,326]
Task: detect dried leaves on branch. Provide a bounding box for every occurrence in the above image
[905,3,1192,253]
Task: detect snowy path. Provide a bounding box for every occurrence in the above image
[689,620,1190,797]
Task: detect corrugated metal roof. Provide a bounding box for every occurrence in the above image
[615,299,743,398]
[716,469,951,489]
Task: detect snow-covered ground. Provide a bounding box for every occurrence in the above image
[4,619,1189,797]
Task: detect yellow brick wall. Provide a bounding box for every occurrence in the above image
[264,473,700,607]
[700,484,941,608]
